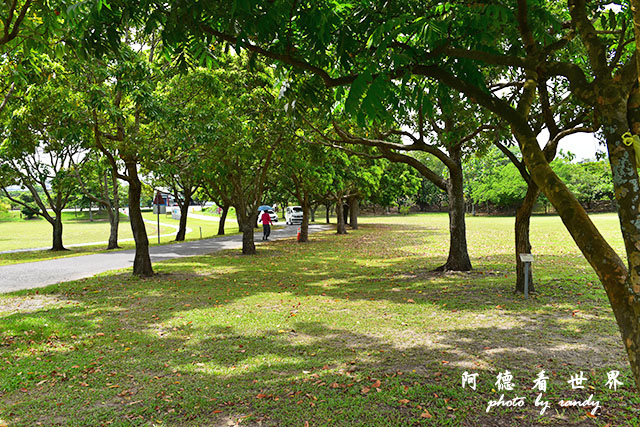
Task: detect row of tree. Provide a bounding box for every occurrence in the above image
[465,147,614,213]
[3,0,640,390]
[67,0,640,389]
[0,48,423,272]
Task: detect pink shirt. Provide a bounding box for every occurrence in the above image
[261,212,272,225]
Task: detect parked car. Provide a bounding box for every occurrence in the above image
[285,206,303,225]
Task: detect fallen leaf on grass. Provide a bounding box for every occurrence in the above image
[371,380,381,388]
[420,410,433,418]
[361,386,371,394]
[398,399,410,405]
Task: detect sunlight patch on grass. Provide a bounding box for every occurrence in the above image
[0,213,635,426]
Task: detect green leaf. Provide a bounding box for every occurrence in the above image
[344,69,371,114]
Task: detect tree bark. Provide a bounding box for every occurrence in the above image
[174,187,192,242]
[435,151,472,271]
[107,171,121,250]
[325,202,331,224]
[238,212,258,254]
[175,202,189,241]
[336,198,347,234]
[348,196,360,230]
[515,183,539,293]
[106,207,120,250]
[514,112,640,390]
[343,202,349,225]
[51,214,66,251]
[126,162,153,276]
[217,205,229,235]
[241,224,256,254]
[299,197,310,242]
[310,204,317,223]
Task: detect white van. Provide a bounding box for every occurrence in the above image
[285,206,304,225]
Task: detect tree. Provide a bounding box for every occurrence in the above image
[369,161,421,212]
[307,143,383,235]
[73,47,160,276]
[551,157,615,209]
[0,1,71,116]
[332,98,490,271]
[0,68,83,250]
[82,0,640,389]
[145,67,238,241]
[160,60,285,254]
[273,136,332,242]
[72,153,123,249]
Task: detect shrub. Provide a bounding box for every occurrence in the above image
[21,205,38,219]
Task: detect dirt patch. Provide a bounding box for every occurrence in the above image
[0,294,64,314]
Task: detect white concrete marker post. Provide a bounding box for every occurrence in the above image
[519,253,534,299]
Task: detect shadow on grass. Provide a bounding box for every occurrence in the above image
[0,222,635,426]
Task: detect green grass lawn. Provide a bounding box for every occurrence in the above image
[0,211,174,251]
[0,210,241,266]
[0,213,638,426]
[140,210,238,241]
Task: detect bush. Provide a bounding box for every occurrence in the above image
[399,206,410,216]
[21,205,38,219]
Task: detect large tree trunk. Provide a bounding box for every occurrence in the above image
[237,209,258,254]
[51,214,66,251]
[217,205,229,235]
[325,202,331,224]
[310,204,317,223]
[106,207,120,250]
[175,203,189,241]
[515,106,640,390]
[299,197,310,242]
[241,224,255,254]
[436,154,472,272]
[515,183,539,293]
[126,162,153,277]
[175,189,192,242]
[343,202,349,225]
[348,196,360,230]
[335,198,347,234]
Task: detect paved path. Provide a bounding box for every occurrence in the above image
[0,225,330,293]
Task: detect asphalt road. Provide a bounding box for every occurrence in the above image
[0,224,330,293]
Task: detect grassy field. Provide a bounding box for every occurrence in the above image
[0,213,637,426]
[0,211,173,251]
[0,210,240,266]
